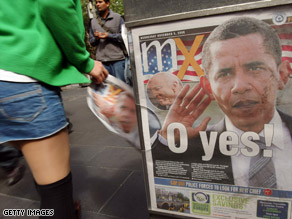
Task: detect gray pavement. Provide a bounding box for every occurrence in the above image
[0,85,161,219]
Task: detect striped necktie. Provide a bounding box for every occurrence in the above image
[248,139,277,188]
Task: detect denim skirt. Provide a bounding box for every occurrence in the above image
[0,81,68,144]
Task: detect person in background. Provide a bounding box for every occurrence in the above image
[0,143,25,186]
[0,1,108,218]
[89,0,128,83]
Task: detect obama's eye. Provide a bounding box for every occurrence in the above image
[215,69,233,80]
[246,62,266,74]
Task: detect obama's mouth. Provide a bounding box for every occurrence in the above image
[232,100,259,109]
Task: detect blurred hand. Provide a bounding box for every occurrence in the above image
[94,31,100,39]
[89,61,108,84]
[94,31,108,39]
[98,32,108,39]
[92,93,115,118]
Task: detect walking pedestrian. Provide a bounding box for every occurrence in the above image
[0,0,108,218]
[0,143,25,186]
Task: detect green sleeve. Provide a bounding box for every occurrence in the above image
[38,0,94,73]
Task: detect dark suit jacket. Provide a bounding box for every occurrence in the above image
[151,110,292,185]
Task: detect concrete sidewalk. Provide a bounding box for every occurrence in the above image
[0,86,153,219]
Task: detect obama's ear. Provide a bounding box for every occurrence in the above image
[200,76,215,100]
[278,60,291,90]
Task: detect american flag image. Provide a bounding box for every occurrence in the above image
[274,23,292,65]
[141,41,177,83]
[141,22,292,85]
[141,34,208,84]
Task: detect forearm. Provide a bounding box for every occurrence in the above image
[107,33,123,43]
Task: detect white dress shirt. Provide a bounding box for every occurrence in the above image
[226,110,292,190]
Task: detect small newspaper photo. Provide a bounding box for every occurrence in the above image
[87,75,140,148]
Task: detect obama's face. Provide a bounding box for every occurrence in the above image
[115,95,137,133]
[207,33,286,132]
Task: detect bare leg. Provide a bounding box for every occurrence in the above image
[18,128,70,185]
[16,128,76,218]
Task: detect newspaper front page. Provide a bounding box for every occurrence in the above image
[132,5,292,219]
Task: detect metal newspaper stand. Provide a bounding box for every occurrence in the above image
[124,0,292,218]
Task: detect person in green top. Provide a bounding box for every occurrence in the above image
[0,0,108,218]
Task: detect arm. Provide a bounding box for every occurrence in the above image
[89,23,98,47]
[38,0,108,83]
[38,0,94,73]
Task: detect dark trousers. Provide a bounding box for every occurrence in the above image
[0,143,22,172]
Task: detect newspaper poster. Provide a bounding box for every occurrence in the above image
[87,75,140,148]
[131,5,292,219]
